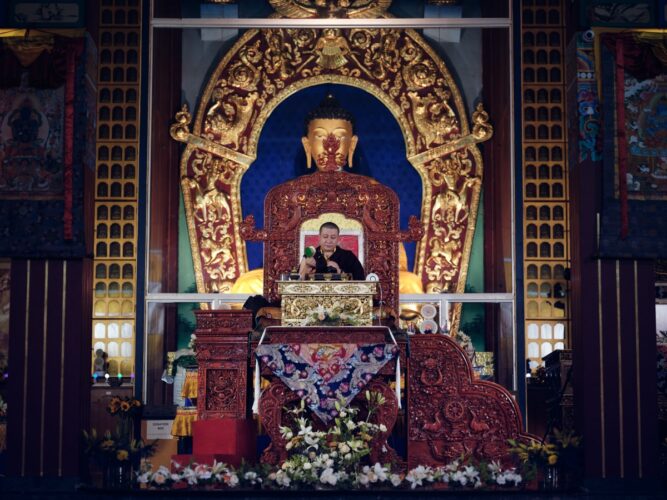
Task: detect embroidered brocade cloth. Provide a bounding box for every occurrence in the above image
[255,342,398,423]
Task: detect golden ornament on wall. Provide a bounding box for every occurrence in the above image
[269,0,392,18]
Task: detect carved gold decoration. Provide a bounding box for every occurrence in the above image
[269,0,392,19]
[471,102,493,141]
[173,22,492,327]
[170,104,192,142]
[421,147,481,293]
[278,280,376,326]
[315,29,351,69]
[181,147,247,293]
[408,90,459,149]
[204,90,259,152]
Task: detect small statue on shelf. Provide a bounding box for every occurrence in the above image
[93,348,108,377]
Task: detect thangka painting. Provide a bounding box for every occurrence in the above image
[619,74,667,200]
[0,85,64,199]
[0,261,9,378]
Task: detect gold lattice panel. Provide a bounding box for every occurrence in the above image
[92,0,141,378]
[521,0,571,370]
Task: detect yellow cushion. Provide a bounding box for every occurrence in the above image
[399,243,408,272]
[230,268,264,295]
[399,270,424,294]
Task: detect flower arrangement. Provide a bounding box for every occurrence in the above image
[507,439,558,481]
[84,396,155,488]
[508,428,581,489]
[83,428,154,465]
[107,396,142,439]
[404,460,522,489]
[136,391,523,491]
[107,396,142,416]
[136,458,522,491]
[268,391,392,488]
[304,304,360,327]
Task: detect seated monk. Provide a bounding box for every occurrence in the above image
[299,221,365,280]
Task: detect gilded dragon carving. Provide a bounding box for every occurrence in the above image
[408,90,460,149]
[204,90,258,152]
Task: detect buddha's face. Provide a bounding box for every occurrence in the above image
[319,227,340,253]
[302,118,358,171]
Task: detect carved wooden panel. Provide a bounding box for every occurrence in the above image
[407,335,536,467]
[195,310,253,419]
[202,365,246,418]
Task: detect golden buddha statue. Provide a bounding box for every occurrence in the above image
[231,94,424,295]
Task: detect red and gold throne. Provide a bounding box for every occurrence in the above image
[239,169,420,465]
[240,169,422,318]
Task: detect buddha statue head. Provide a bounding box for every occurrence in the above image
[302,93,358,171]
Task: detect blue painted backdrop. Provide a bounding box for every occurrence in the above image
[241,84,422,271]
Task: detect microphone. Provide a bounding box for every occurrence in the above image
[304,246,316,258]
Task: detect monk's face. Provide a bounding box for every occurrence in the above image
[318,227,340,253]
[302,118,358,171]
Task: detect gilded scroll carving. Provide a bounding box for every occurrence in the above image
[268,0,392,19]
[422,148,480,293]
[408,91,460,149]
[182,150,240,292]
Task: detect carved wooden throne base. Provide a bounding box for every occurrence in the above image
[408,335,536,468]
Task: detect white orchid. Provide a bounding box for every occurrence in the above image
[320,467,338,486]
[390,473,403,486]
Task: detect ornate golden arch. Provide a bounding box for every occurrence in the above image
[171,22,492,297]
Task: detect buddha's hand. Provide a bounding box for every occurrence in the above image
[326,260,341,273]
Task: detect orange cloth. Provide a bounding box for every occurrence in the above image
[181,368,198,399]
[171,407,198,437]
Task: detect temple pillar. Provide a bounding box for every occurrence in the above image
[6,259,92,479]
[569,96,659,486]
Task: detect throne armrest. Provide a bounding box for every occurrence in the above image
[399,215,424,242]
[240,214,268,241]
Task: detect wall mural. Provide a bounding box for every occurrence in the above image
[576,34,602,163]
[621,74,667,199]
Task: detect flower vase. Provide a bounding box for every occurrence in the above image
[105,461,133,489]
[540,465,559,491]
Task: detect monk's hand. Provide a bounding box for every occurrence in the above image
[327,260,341,273]
[304,257,316,267]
